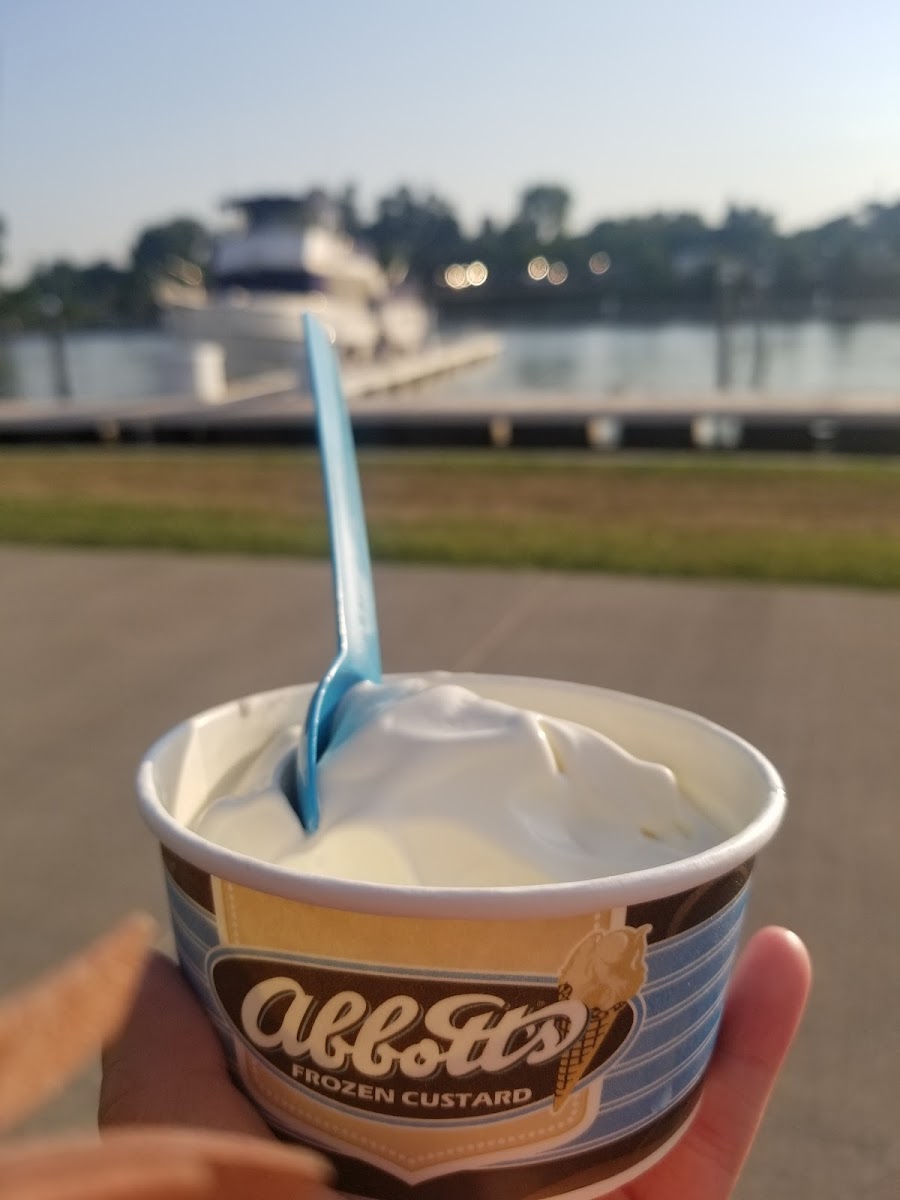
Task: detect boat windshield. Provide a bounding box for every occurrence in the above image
[214,268,319,293]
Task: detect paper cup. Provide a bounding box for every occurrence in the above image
[137,674,785,1200]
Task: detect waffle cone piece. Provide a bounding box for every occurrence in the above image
[553,922,651,1111]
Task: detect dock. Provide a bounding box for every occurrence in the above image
[2,331,900,452]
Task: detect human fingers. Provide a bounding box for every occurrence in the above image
[0,1128,335,1200]
[100,952,273,1137]
[0,1133,210,1200]
[0,914,154,1131]
[142,1128,335,1199]
[627,926,811,1200]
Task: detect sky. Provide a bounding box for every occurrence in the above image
[2,0,900,282]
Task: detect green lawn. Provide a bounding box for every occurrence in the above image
[2,448,900,587]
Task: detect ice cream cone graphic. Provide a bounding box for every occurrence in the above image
[554,920,651,1111]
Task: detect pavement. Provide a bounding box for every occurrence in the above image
[1,546,897,1199]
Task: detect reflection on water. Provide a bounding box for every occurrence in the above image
[446,319,900,397]
[0,330,179,405]
[2,320,900,405]
[516,349,580,389]
[0,339,17,397]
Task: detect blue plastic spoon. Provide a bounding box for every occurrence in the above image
[295,314,382,832]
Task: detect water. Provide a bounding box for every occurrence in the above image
[0,330,177,405]
[3,319,900,405]
[443,319,900,397]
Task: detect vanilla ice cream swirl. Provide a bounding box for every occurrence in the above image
[191,676,724,886]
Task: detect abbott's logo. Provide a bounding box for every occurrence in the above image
[241,976,585,1075]
[210,941,644,1120]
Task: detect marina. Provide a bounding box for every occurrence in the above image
[3,383,900,454]
[4,318,900,452]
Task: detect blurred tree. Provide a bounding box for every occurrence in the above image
[855,202,900,295]
[127,217,211,321]
[5,189,900,328]
[130,218,211,276]
[717,206,777,281]
[15,259,131,325]
[29,260,82,312]
[336,184,362,237]
[299,188,342,230]
[862,201,900,252]
[516,185,572,243]
[365,187,462,279]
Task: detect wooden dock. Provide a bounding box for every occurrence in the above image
[2,331,900,452]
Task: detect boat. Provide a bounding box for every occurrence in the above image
[157,194,430,362]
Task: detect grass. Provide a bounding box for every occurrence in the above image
[2,447,900,587]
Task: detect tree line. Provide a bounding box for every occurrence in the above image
[2,184,900,328]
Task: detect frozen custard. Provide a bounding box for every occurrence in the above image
[191,675,725,886]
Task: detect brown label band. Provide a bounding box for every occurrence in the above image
[628,860,753,943]
[299,1081,702,1200]
[161,846,216,913]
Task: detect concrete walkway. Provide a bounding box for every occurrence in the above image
[1,548,897,1199]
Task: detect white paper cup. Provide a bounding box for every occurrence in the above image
[137,674,785,1200]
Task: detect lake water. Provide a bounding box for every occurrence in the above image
[3,318,900,405]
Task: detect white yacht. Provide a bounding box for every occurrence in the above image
[158,195,430,360]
